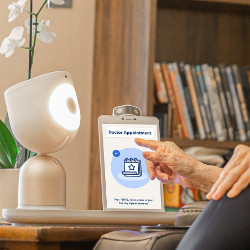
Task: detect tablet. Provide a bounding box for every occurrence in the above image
[98,115,164,211]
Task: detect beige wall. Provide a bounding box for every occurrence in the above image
[0,0,95,209]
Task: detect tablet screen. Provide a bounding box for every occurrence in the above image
[102,123,163,210]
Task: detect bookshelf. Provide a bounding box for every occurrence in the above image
[162,137,250,150]
[89,0,250,210]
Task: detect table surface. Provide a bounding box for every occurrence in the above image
[0,215,176,250]
[0,224,141,250]
[0,224,140,242]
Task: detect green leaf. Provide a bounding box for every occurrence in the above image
[27,150,37,159]
[0,142,12,168]
[0,119,18,168]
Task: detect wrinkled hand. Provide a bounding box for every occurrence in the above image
[135,138,202,189]
[207,144,250,200]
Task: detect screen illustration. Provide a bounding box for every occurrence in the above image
[122,158,142,177]
[111,148,150,188]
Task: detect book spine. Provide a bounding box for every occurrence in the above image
[240,66,250,118]
[202,64,226,141]
[173,63,194,139]
[185,64,206,140]
[167,103,173,137]
[168,63,189,138]
[226,66,247,142]
[214,66,234,140]
[231,64,250,139]
[161,63,174,104]
[163,63,184,138]
[210,66,228,140]
[196,65,216,139]
[153,63,169,103]
[191,65,210,139]
[179,63,198,139]
[219,64,238,140]
[154,103,170,138]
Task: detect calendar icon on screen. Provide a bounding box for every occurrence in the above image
[122,158,142,177]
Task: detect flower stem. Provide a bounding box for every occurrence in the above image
[37,0,48,16]
[27,0,48,80]
[30,14,39,67]
[23,9,36,15]
[28,0,33,80]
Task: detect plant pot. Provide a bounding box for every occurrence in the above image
[0,169,19,220]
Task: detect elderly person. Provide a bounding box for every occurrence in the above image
[135,138,250,250]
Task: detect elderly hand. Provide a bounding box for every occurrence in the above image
[135,138,221,192]
[206,144,250,200]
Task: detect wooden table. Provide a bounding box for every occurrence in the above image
[0,210,176,249]
[0,224,141,250]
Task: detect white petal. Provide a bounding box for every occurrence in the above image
[41,20,50,29]
[9,26,24,41]
[18,0,27,6]
[51,0,65,5]
[37,30,56,43]
[15,37,25,47]
[0,38,10,54]
[5,47,15,58]
[47,0,51,9]
[8,11,20,22]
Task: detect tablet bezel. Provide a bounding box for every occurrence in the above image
[98,115,164,211]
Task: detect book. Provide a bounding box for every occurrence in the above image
[196,65,216,139]
[240,66,250,114]
[161,62,182,137]
[202,64,226,141]
[209,66,228,140]
[219,64,238,140]
[185,64,206,140]
[214,66,234,140]
[164,182,201,209]
[154,103,170,137]
[161,63,174,104]
[173,63,194,139]
[231,64,250,139]
[179,63,199,139]
[226,66,247,142]
[168,63,188,138]
[191,65,210,139]
[153,63,169,103]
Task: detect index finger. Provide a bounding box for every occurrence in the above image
[135,138,161,151]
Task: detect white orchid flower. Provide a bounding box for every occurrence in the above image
[0,26,25,57]
[25,18,56,44]
[47,0,65,9]
[8,0,27,22]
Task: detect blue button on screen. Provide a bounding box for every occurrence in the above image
[113,150,120,157]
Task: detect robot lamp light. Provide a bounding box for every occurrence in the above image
[49,83,81,131]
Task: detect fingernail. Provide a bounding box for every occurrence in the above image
[227,190,234,198]
[212,193,219,200]
[206,193,212,200]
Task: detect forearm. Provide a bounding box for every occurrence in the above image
[192,161,222,192]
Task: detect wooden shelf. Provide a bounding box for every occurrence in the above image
[158,0,250,14]
[90,0,250,210]
[161,138,250,150]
